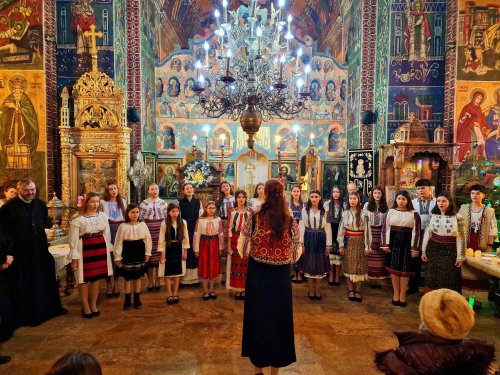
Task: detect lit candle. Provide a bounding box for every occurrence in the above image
[220,133,226,146]
[195,60,202,81]
[214,9,220,27]
[278,0,285,22]
[275,135,281,146]
[226,50,232,74]
[293,125,300,136]
[296,78,303,96]
[204,41,209,67]
[287,14,292,31]
[199,74,205,87]
[304,64,311,90]
[204,126,210,137]
[295,47,302,70]
[310,133,314,144]
[222,0,228,24]
[218,28,225,56]
[193,135,198,146]
[256,27,262,55]
[279,54,285,80]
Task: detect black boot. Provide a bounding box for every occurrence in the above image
[123,293,132,310]
[133,293,142,309]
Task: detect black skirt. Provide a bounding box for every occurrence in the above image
[165,241,183,277]
[386,228,415,277]
[122,239,146,280]
[242,258,296,368]
[425,239,461,292]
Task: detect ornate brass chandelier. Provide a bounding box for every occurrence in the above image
[194,0,310,148]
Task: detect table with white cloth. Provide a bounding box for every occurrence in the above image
[48,240,73,296]
[49,244,70,277]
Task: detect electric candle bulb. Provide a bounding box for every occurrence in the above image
[256,27,262,37]
[195,60,202,69]
[295,48,302,69]
[293,125,300,136]
[310,133,314,143]
[220,134,226,145]
[193,135,197,146]
[204,126,210,137]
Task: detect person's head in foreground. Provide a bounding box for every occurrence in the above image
[46,351,102,375]
[375,289,495,375]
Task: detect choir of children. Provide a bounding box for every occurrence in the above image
[66,180,496,316]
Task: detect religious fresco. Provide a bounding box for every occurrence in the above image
[113,0,126,93]
[154,119,343,163]
[387,0,447,141]
[56,0,115,94]
[456,0,499,81]
[140,0,160,153]
[373,0,391,147]
[454,0,500,171]
[0,0,43,70]
[0,71,47,198]
[454,82,499,165]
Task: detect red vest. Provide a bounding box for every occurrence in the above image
[250,216,295,265]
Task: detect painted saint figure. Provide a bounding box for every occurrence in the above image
[456,91,490,162]
[404,0,430,63]
[71,0,96,55]
[0,77,38,170]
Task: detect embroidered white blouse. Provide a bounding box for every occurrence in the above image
[421,214,465,260]
[381,209,421,251]
[139,198,168,220]
[337,209,370,251]
[113,222,152,260]
[158,219,190,252]
[193,217,225,253]
[299,208,333,247]
[99,199,127,221]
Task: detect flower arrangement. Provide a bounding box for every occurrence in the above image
[183,159,215,188]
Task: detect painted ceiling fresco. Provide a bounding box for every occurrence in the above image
[163,0,341,50]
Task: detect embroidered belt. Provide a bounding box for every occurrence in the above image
[345,230,364,237]
[391,226,412,232]
[81,231,103,238]
[201,234,218,239]
[170,240,180,243]
[431,233,456,244]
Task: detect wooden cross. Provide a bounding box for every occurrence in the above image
[83,24,103,72]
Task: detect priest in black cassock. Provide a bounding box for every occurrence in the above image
[0,225,13,344]
[0,179,65,329]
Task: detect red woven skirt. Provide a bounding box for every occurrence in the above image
[198,235,220,279]
[81,233,108,282]
[145,219,163,267]
[230,233,248,289]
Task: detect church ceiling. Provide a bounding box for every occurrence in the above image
[162,0,341,50]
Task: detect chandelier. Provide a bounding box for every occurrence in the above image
[193,0,310,148]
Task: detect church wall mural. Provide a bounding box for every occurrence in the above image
[0,1,47,198]
[55,0,115,94]
[454,0,499,178]
[373,0,391,147]
[140,0,159,153]
[113,0,126,94]
[343,0,363,150]
[0,71,47,199]
[155,33,348,164]
[386,0,447,141]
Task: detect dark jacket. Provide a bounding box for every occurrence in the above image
[375,332,495,375]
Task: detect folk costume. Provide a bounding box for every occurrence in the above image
[421,214,465,292]
[99,198,127,244]
[248,197,264,213]
[382,209,421,277]
[289,201,303,277]
[324,199,346,266]
[458,204,497,302]
[179,196,203,284]
[114,222,152,280]
[337,209,370,282]
[226,208,252,291]
[217,195,235,278]
[238,211,301,369]
[363,202,388,280]
[139,198,168,269]
[0,197,65,328]
[158,219,190,277]
[69,212,114,284]
[299,208,332,278]
[193,217,224,279]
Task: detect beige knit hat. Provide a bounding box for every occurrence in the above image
[419,288,475,340]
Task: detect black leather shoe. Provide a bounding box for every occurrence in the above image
[392,299,400,306]
[399,301,407,307]
[81,308,93,318]
[91,310,100,317]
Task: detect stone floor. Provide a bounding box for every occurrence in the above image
[1,279,499,375]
